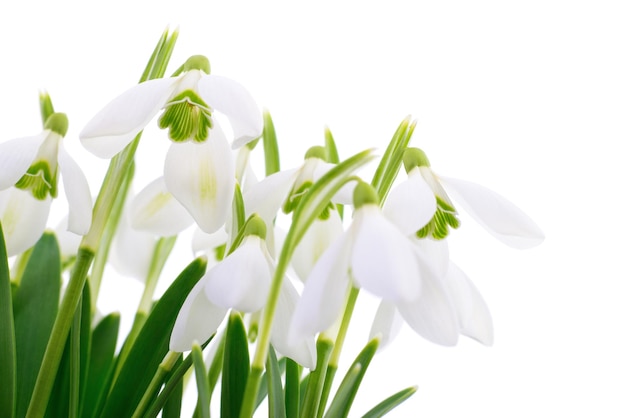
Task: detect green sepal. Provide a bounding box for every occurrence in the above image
[191,343,210,418]
[81,313,120,418]
[158,90,213,143]
[98,257,207,418]
[266,345,287,418]
[324,337,380,418]
[221,312,250,418]
[361,386,418,418]
[262,110,280,176]
[13,232,61,418]
[0,223,16,418]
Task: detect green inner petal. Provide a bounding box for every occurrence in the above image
[14,161,57,200]
[158,89,213,143]
[416,196,460,240]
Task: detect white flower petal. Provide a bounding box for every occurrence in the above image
[130,177,194,236]
[0,189,51,256]
[110,212,156,281]
[369,300,404,348]
[384,171,437,234]
[164,126,235,233]
[58,144,92,235]
[271,279,317,369]
[440,176,545,249]
[197,75,263,148]
[291,209,343,282]
[312,160,355,205]
[396,272,460,346]
[445,263,494,346]
[203,236,271,312]
[191,227,228,256]
[54,216,81,258]
[351,206,421,301]
[80,78,175,158]
[410,237,450,280]
[289,232,353,346]
[243,168,299,223]
[0,133,47,190]
[170,280,228,352]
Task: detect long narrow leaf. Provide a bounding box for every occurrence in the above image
[13,233,61,418]
[81,313,120,418]
[0,224,16,417]
[323,338,379,418]
[361,386,417,418]
[98,257,206,417]
[284,359,301,418]
[221,312,250,418]
[266,346,286,418]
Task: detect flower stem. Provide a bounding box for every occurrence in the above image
[131,351,181,418]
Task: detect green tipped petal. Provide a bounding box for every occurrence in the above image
[14,161,57,200]
[158,89,213,143]
[416,196,460,240]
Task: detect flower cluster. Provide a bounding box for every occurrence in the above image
[0,30,544,418]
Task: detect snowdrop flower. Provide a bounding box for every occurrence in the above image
[170,215,315,368]
[0,113,92,256]
[289,182,445,346]
[387,148,544,248]
[244,146,352,227]
[80,55,263,233]
[370,239,493,347]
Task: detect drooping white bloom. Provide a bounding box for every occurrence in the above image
[370,240,494,347]
[80,55,262,234]
[170,215,316,368]
[0,113,92,256]
[289,182,446,347]
[390,148,544,248]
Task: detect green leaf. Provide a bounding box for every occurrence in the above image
[0,224,16,417]
[301,338,334,418]
[13,232,61,418]
[98,257,207,418]
[191,343,210,418]
[361,386,417,418]
[221,312,250,418]
[370,116,416,203]
[266,346,286,418]
[81,313,120,418]
[161,355,183,418]
[262,110,280,176]
[284,359,301,418]
[324,127,339,164]
[255,357,286,410]
[324,338,379,418]
[44,283,91,418]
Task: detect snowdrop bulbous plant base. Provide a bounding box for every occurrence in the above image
[0,28,544,418]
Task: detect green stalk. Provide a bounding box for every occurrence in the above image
[239,150,375,418]
[130,351,181,418]
[317,286,360,417]
[69,296,82,418]
[25,29,178,417]
[25,247,94,418]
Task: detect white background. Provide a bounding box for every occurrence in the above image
[1,1,625,416]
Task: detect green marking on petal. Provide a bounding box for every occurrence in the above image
[15,161,57,200]
[158,89,213,143]
[416,196,460,240]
